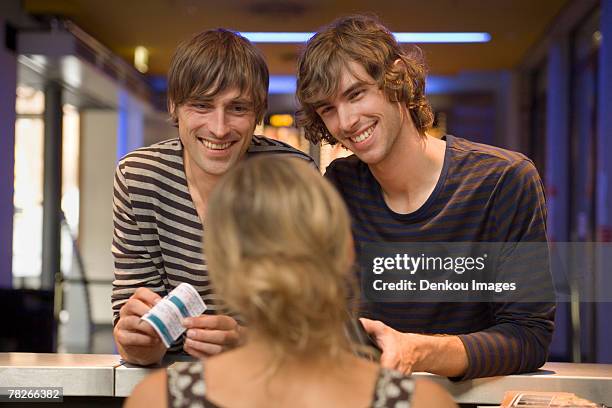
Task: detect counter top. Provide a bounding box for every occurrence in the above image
[0,353,121,396]
[1,354,611,405]
[415,362,612,406]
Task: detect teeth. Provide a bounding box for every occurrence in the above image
[351,124,375,143]
[199,139,231,150]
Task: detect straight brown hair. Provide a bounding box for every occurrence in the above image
[167,29,269,124]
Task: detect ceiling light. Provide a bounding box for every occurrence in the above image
[134,46,149,74]
[268,75,456,95]
[240,32,491,44]
[593,31,602,47]
[242,32,313,42]
[394,32,491,43]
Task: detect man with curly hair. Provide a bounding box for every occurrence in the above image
[296,15,555,380]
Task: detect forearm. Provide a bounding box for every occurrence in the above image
[413,334,468,377]
[455,302,555,379]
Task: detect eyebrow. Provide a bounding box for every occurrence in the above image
[187,97,253,108]
[341,81,365,98]
[187,97,213,105]
[227,97,254,107]
[313,100,329,110]
[313,80,367,109]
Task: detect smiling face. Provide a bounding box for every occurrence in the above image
[177,87,256,178]
[315,61,410,166]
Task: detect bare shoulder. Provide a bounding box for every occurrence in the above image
[411,378,457,408]
[124,369,167,408]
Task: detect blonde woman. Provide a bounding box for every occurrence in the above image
[126,157,455,408]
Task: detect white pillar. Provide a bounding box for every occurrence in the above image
[79,111,119,326]
[63,110,120,350]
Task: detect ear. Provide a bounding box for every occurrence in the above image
[392,58,407,72]
[387,58,408,110]
[167,102,181,128]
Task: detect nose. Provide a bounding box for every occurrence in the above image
[337,103,359,134]
[209,108,230,138]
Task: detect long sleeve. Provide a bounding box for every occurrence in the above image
[111,161,167,326]
[457,159,555,379]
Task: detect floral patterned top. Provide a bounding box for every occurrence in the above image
[167,361,415,408]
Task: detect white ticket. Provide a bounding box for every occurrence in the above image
[141,283,207,348]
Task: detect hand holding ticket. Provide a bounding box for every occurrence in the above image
[141,283,207,348]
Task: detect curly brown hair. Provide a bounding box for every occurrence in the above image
[296,15,433,145]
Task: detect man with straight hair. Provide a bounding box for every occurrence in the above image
[112,29,313,365]
[296,15,555,380]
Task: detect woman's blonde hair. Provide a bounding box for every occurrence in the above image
[204,157,354,364]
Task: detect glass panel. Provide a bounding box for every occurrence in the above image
[12,116,44,285]
[12,86,81,287]
[61,104,80,278]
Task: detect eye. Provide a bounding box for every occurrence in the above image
[191,103,212,111]
[229,104,251,115]
[318,106,334,116]
[349,89,364,100]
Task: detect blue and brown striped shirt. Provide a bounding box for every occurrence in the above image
[325,134,555,380]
